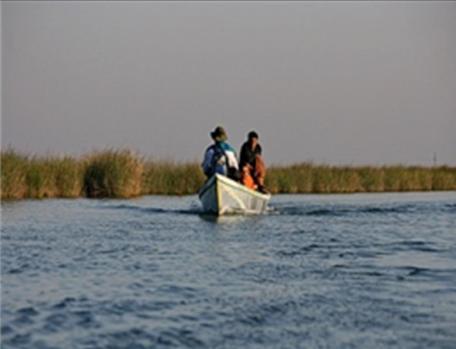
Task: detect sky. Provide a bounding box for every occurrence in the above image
[2,1,456,165]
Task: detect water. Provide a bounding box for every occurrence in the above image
[2,192,456,349]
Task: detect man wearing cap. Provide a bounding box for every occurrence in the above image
[202,126,239,180]
[239,131,267,193]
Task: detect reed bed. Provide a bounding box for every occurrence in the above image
[265,164,456,194]
[1,149,455,200]
[143,161,205,195]
[83,150,143,198]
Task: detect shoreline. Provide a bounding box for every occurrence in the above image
[2,190,455,203]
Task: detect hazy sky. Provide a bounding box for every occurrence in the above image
[2,1,456,165]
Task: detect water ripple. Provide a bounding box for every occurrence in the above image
[2,193,456,348]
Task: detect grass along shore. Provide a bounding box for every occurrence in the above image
[1,149,455,200]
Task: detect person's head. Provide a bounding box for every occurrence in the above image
[211,126,228,142]
[247,130,259,147]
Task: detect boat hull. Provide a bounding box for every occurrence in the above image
[198,174,271,215]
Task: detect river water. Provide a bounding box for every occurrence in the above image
[1,192,456,348]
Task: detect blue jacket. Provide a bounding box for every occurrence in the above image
[202,141,239,177]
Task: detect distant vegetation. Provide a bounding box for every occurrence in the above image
[1,149,455,200]
[266,163,456,193]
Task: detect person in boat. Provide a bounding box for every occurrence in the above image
[202,126,240,180]
[239,131,267,193]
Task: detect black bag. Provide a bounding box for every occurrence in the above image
[227,167,241,182]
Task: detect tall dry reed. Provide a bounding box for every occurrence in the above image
[1,149,29,199]
[142,161,205,195]
[83,149,144,198]
[266,163,456,194]
[1,149,455,200]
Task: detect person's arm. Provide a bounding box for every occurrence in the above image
[239,143,247,167]
[202,148,214,175]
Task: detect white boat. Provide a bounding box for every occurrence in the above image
[198,174,271,215]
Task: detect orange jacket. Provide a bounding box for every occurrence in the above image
[241,168,257,190]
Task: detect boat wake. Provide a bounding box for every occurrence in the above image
[100,203,204,215]
[271,201,452,217]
